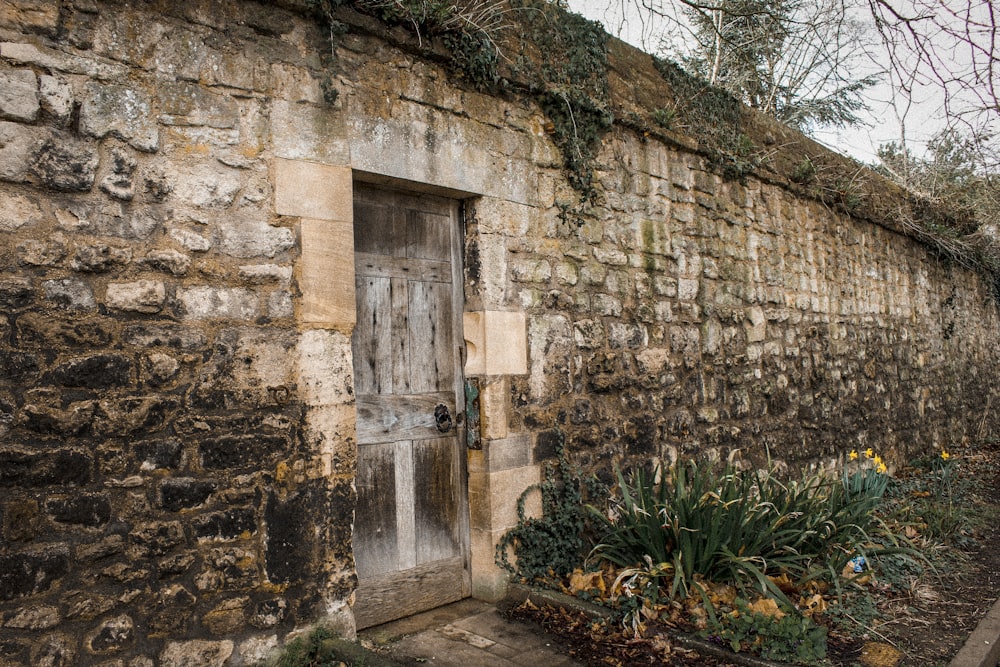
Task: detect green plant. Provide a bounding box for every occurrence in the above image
[589,458,892,601]
[652,107,676,129]
[495,433,605,581]
[267,627,336,667]
[702,600,828,664]
[791,157,818,184]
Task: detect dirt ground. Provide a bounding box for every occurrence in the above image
[504,438,1000,667]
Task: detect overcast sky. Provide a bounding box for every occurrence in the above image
[565,0,949,165]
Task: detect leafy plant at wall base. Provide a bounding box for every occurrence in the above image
[495,434,605,581]
[702,600,827,664]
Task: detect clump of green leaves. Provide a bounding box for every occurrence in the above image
[652,57,764,181]
[703,600,828,664]
[495,434,605,581]
[513,0,613,200]
[588,459,890,601]
[266,627,336,667]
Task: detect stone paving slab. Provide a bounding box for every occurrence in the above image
[359,599,582,667]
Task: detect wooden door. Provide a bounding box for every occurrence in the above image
[350,183,470,629]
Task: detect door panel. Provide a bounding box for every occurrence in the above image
[351,184,469,629]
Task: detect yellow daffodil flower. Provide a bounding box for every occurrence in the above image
[864,448,874,459]
[849,450,859,461]
[941,451,951,461]
[876,461,888,474]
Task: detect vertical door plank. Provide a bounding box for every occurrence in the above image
[353,276,392,395]
[408,281,454,393]
[413,436,461,565]
[390,277,411,394]
[407,209,452,261]
[354,442,398,578]
[395,439,417,571]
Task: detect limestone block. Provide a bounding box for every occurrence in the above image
[42,278,96,310]
[160,640,233,667]
[304,404,357,477]
[509,258,550,283]
[473,197,532,236]
[169,227,212,252]
[105,281,166,313]
[0,41,128,80]
[746,305,767,343]
[38,74,73,121]
[157,81,239,129]
[86,614,134,653]
[2,604,60,630]
[0,1,59,34]
[239,264,292,285]
[297,328,354,407]
[594,246,628,266]
[268,290,293,319]
[463,311,527,376]
[217,213,294,259]
[80,82,159,151]
[177,286,259,320]
[0,121,98,191]
[479,377,509,441]
[274,158,352,222]
[271,100,349,165]
[139,249,191,276]
[0,69,38,122]
[168,160,242,208]
[299,217,356,328]
[475,233,509,309]
[0,192,43,231]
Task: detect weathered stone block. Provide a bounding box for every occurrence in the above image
[192,508,256,541]
[22,399,95,435]
[2,604,60,630]
[0,448,92,487]
[17,236,67,266]
[146,352,180,384]
[86,614,135,654]
[1,41,127,79]
[167,160,241,207]
[42,278,97,310]
[271,102,350,165]
[216,213,294,258]
[0,192,43,231]
[80,82,159,151]
[0,68,38,121]
[32,133,100,191]
[297,329,354,406]
[0,548,69,601]
[105,281,166,313]
[159,478,216,511]
[0,350,39,382]
[45,494,111,528]
[199,434,288,470]
[139,249,191,276]
[135,438,184,470]
[72,244,133,272]
[178,286,259,320]
[47,354,132,388]
[0,1,59,34]
[202,597,248,635]
[463,311,528,376]
[124,324,206,350]
[168,227,212,252]
[158,81,239,128]
[160,640,233,667]
[299,217,356,328]
[128,521,185,558]
[38,74,73,122]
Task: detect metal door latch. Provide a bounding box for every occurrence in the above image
[434,404,453,433]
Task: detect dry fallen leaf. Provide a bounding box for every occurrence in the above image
[569,568,607,595]
[860,641,904,667]
[748,597,787,619]
[799,593,828,617]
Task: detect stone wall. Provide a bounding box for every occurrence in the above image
[0,0,998,664]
